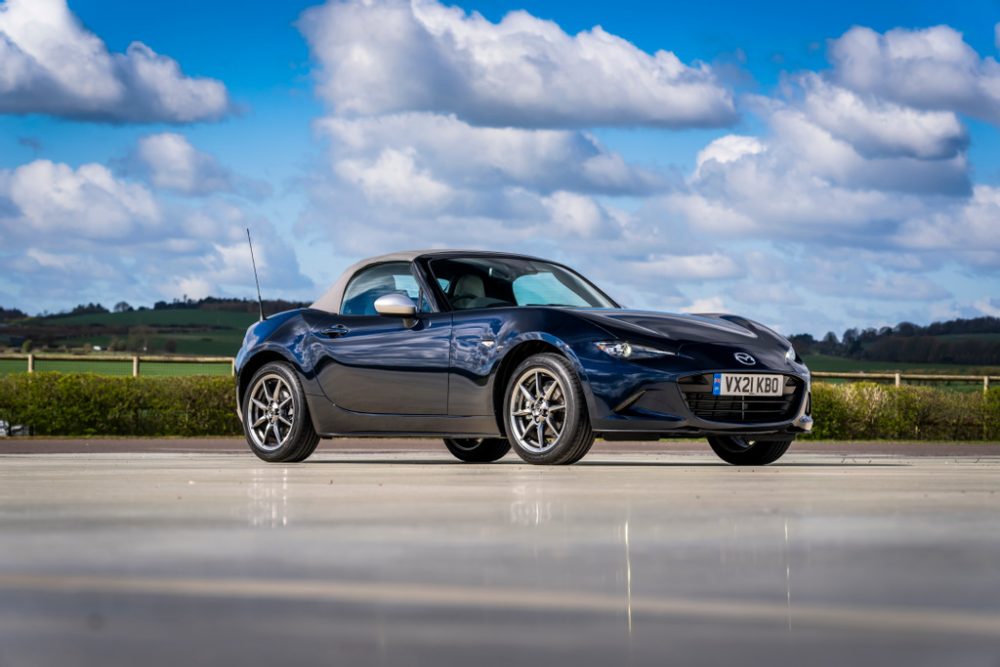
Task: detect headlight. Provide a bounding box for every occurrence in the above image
[595,341,677,360]
[785,346,797,363]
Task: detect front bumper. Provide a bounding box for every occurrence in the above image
[578,349,813,437]
[591,379,812,436]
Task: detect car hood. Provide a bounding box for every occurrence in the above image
[576,309,787,349]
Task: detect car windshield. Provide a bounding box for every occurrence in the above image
[428,257,617,311]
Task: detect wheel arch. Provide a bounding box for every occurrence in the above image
[237,348,298,408]
[491,334,593,437]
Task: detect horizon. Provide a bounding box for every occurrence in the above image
[1,0,999,337]
[7,293,1000,344]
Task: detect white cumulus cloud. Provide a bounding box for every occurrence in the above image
[694,135,765,179]
[292,6,1000,332]
[541,191,620,238]
[318,113,665,196]
[0,158,310,309]
[336,147,454,209]
[798,74,967,160]
[626,253,743,281]
[0,0,230,122]
[975,297,1000,317]
[2,160,160,239]
[299,0,736,128]
[134,133,237,196]
[829,24,1000,125]
[680,296,726,314]
[893,184,1000,254]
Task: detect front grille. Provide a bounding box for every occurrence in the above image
[678,374,802,424]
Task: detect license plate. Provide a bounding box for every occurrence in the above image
[713,373,784,396]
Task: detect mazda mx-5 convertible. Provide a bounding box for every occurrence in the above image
[235,250,812,465]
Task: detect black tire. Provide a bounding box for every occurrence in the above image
[707,436,792,465]
[242,361,320,463]
[503,353,594,465]
[443,438,511,462]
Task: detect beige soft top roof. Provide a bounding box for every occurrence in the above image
[310,250,429,314]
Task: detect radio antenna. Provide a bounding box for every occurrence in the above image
[246,228,266,321]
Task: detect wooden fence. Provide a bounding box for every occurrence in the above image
[812,371,995,392]
[0,353,235,376]
[0,354,997,389]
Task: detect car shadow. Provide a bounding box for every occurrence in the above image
[576,461,906,468]
[306,458,905,468]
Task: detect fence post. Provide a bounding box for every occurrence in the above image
[231,357,236,377]
[894,372,901,388]
[27,353,34,373]
[132,355,140,377]
[986,376,991,394]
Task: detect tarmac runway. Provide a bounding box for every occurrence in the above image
[0,439,998,666]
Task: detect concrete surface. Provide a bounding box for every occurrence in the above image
[7,436,1000,456]
[0,441,999,666]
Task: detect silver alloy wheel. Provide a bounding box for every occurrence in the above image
[247,373,295,452]
[508,367,567,453]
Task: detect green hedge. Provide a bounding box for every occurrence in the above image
[0,372,241,436]
[0,373,997,439]
[805,382,1000,440]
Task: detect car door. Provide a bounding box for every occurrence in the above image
[448,310,506,416]
[313,262,452,415]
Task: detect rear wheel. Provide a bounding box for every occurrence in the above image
[707,436,792,465]
[443,438,510,462]
[242,362,320,463]
[504,353,594,465]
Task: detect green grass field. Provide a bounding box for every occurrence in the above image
[140,362,232,376]
[27,309,257,329]
[0,358,232,377]
[56,332,245,356]
[8,307,254,356]
[0,359,30,375]
[803,354,1000,376]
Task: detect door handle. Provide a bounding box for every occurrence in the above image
[321,324,350,338]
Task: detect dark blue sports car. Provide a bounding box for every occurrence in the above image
[235,250,812,465]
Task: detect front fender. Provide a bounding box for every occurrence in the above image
[234,310,324,419]
[235,341,299,379]
[498,331,588,379]
[492,330,599,425]
[235,309,305,376]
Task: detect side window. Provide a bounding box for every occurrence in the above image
[340,262,420,315]
[392,273,420,299]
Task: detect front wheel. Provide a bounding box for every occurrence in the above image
[707,436,792,465]
[443,438,510,462]
[503,353,594,465]
[242,361,320,463]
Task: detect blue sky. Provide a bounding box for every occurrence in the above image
[1,0,999,336]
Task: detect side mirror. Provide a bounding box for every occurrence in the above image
[374,293,417,318]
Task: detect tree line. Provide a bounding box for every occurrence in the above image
[0,296,310,322]
[789,316,1000,365]
[4,299,1000,365]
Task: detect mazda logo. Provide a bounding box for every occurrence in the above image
[734,352,756,365]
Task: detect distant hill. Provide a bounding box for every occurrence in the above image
[789,317,1000,366]
[0,306,27,323]
[4,299,1000,365]
[0,297,308,356]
